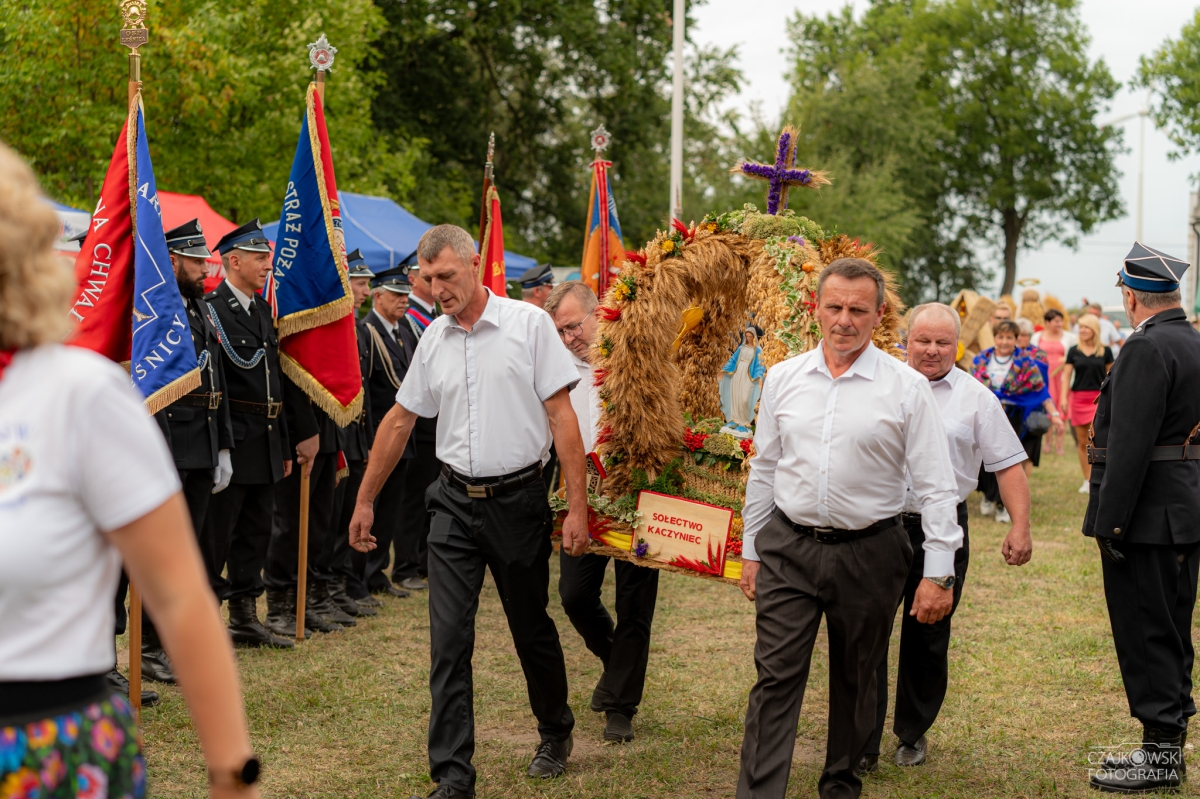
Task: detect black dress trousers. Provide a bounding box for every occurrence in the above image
[323,458,370,599]
[391,437,441,583]
[424,475,574,794]
[737,513,912,799]
[559,552,660,717]
[364,461,408,592]
[867,501,969,754]
[1102,541,1200,732]
[264,450,338,590]
[203,482,276,601]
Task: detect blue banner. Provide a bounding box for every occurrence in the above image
[272,93,349,337]
[129,104,199,410]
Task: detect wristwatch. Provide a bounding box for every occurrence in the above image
[925,575,956,590]
[209,756,261,790]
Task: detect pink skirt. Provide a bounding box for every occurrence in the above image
[1069,390,1101,426]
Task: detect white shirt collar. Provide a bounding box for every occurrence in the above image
[928,364,963,389]
[226,280,254,313]
[803,340,879,381]
[372,308,399,339]
[446,289,501,334]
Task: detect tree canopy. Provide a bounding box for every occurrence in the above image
[774,0,1123,301]
[1138,9,1200,158]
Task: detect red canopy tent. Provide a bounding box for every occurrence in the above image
[158,191,238,292]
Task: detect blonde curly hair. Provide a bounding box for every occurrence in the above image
[0,141,74,350]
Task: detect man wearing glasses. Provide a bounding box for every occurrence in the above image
[545,281,661,745]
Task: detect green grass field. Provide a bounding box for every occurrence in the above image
[133,452,1200,797]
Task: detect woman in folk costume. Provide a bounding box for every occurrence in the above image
[719,325,766,435]
[972,320,1064,484]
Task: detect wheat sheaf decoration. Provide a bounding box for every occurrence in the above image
[590,205,905,496]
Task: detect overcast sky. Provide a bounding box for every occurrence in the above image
[691,0,1200,307]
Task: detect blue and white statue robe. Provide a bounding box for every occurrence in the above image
[718,344,766,432]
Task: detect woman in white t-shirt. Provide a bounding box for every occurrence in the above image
[0,143,260,797]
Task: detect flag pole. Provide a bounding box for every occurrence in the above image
[668,0,685,224]
[121,0,151,725]
[478,133,495,254]
[293,34,338,640]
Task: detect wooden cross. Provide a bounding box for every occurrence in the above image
[732,125,829,215]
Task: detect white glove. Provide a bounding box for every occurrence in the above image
[212,449,233,494]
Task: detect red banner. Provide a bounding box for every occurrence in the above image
[479,186,508,296]
[67,117,135,361]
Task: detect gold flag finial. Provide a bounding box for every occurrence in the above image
[120,0,148,101]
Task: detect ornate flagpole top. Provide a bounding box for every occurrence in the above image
[590,125,612,154]
[487,132,495,165]
[120,0,149,52]
[308,34,337,72]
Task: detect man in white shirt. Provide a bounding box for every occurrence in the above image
[862,303,1033,773]
[349,225,590,799]
[736,259,963,799]
[546,281,661,745]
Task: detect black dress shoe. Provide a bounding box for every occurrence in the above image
[855,753,879,776]
[527,733,573,778]
[106,669,159,708]
[238,593,299,646]
[590,673,612,713]
[140,646,176,684]
[1091,726,1185,793]
[357,594,384,608]
[407,784,473,799]
[372,583,412,599]
[895,735,927,767]
[303,589,345,634]
[604,712,634,742]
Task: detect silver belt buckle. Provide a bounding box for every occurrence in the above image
[466,483,489,499]
[208,391,222,411]
[267,401,282,419]
[813,526,836,543]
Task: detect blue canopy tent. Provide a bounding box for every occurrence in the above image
[264,191,536,280]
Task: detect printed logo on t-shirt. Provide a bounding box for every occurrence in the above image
[0,445,32,493]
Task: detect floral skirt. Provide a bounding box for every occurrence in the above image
[0,692,143,799]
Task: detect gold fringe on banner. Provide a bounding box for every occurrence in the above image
[279,351,363,427]
[275,82,354,340]
[143,368,201,415]
[275,294,352,339]
[478,186,498,283]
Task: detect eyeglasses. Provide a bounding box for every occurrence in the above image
[556,309,594,339]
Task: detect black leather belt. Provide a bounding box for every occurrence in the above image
[773,507,901,544]
[441,463,543,499]
[1088,444,1200,464]
[174,391,223,410]
[229,398,282,418]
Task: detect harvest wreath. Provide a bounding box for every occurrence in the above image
[552,128,905,585]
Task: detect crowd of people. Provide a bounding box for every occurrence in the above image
[3,128,1199,799]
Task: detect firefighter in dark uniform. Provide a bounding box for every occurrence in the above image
[263,363,355,636]
[391,259,441,592]
[362,264,417,597]
[1085,243,1200,793]
[201,219,293,648]
[138,219,238,682]
[322,250,381,615]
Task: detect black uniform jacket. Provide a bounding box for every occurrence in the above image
[204,281,290,484]
[363,310,416,460]
[341,317,376,462]
[402,311,439,446]
[1085,307,1200,545]
[155,297,235,471]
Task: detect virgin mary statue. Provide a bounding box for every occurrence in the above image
[719,326,766,437]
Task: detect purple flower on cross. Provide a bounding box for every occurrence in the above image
[737,128,818,215]
[787,235,805,246]
[634,539,649,558]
